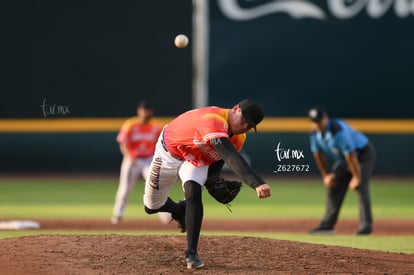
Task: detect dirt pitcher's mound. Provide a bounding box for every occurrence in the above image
[0,235,413,275]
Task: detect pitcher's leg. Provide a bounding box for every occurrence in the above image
[178,162,208,269]
[143,139,185,231]
[143,154,179,205]
[183,180,203,253]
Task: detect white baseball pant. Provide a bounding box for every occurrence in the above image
[143,131,208,210]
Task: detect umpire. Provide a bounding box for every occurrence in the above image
[308,107,376,235]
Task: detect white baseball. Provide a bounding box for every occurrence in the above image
[174,34,189,48]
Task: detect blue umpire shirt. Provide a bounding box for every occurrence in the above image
[310,119,368,161]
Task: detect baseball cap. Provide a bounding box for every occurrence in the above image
[308,107,327,122]
[137,100,153,110]
[238,99,264,132]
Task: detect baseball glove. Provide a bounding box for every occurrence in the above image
[204,176,242,205]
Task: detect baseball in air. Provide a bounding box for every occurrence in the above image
[174,34,189,48]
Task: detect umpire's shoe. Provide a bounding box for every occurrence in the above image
[172,200,186,233]
[185,249,204,269]
[309,227,335,235]
[356,227,372,235]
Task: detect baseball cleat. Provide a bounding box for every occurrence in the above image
[176,216,186,233]
[185,251,204,269]
[172,200,186,233]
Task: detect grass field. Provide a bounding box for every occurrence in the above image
[0,176,413,253]
[0,176,412,219]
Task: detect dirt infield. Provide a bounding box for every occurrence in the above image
[0,219,413,274]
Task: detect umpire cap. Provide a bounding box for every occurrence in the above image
[238,99,264,133]
[308,107,327,122]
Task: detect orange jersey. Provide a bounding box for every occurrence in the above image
[117,118,162,158]
[163,106,246,167]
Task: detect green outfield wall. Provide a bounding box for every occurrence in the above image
[243,132,414,177]
[0,132,412,176]
[1,1,193,118]
[208,1,414,118]
[0,118,413,176]
[2,1,413,176]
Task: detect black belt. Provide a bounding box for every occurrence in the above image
[161,139,168,152]
[356,142,375,161]
[161,139,183,160]
[356,143,370,156]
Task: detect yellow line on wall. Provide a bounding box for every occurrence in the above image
[0,117,413,134]
[0,118,170,133]
[259,118,414,134]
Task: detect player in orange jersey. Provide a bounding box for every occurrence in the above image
[111,100,162,224]
[143,99,271,269]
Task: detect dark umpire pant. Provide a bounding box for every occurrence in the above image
[319,143,376,231]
